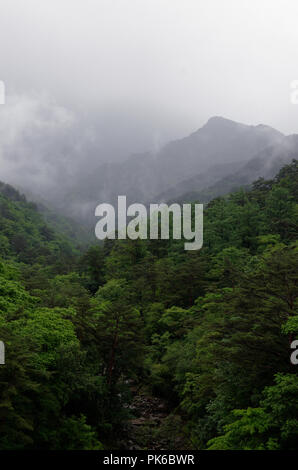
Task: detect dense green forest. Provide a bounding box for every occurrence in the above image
[0,161,297,450]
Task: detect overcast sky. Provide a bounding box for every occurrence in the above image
[0,0,298,170]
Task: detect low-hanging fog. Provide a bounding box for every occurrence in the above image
[1,0,298,221]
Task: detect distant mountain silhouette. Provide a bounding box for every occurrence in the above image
[20,116,296,226]
[57,116,286,222]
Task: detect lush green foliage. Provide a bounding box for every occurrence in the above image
[0,161,297,449]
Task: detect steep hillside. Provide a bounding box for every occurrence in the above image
[162,134,298,204]
[0,181,80,268]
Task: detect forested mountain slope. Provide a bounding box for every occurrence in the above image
[0,161,297,450]
[158,134,298,204]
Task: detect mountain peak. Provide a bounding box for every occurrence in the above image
[204,116,244,129]
[201,116,284,139]
[207,115,233,123]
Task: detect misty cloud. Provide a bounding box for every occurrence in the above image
[0,94,76,193]
[0,0,298,223]
[0,92,176,202]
